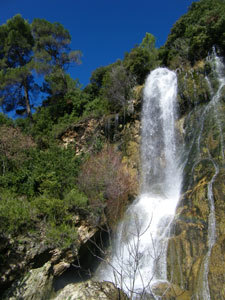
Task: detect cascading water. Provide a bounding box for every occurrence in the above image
[97,68,182,298]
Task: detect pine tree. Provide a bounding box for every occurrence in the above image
[0,15,35,121]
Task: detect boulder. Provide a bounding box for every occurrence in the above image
[53,280,129,300]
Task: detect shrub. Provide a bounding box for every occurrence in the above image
[32,195,66,222]
[64,188,88,209]
[0,191,34,234]
[78,145,137,225]
[0,125,35,174]
[45,221,78,249]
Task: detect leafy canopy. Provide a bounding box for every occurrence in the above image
[0,15,82,119]
[163,0,225,66]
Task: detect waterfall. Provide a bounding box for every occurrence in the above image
[97,68,182,298]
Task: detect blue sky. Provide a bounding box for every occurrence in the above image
[1,0,196,87]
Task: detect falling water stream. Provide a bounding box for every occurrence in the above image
[97,68,182,298]
[96,51,224,299]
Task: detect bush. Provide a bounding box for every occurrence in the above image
[83,96,110,117]
[45,221,78,249]
[0,191,34,234]
[1,145,81,198]
[0,124,35,174]
[32,195,66,222]
[78,145,137,225]
[64,188,88,209]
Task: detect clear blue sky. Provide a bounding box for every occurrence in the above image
[1,0,196,87]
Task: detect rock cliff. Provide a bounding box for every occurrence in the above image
[167,52,225,299]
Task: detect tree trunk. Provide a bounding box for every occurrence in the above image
[24,78,33,122]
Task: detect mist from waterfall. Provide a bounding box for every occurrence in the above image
[97,68,182,298]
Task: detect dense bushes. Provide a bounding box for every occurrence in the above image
[0,191,34,234]
[0,122,86,250]
[0,191,81,249]
[162,0,225,66]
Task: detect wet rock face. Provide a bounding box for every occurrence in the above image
[167,58,225,299]
[177,62,211,115]
[208,171,225,299]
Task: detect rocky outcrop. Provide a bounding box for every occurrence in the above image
[167,55,225,299]
[2,267,129,300]
[0,217,109,299]
[2,262,53,300]
[53,280,129,300]
[0,234,54,295]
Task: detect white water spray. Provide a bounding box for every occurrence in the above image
[97,68,182,298]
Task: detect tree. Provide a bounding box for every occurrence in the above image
[0,15,82,120]
[140,32,156,53]
[124,33,158,85]
[0,15,36,121]
[32,18,82,97]
[102,63,136,112]
[164,0,225,65]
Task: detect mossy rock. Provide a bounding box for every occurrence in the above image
[167,217,206,291]
[213,169,225,235]
[208,235,225,299]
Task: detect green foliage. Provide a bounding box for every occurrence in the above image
[0,124,35,176]
[0,190,79,249]
[0,139,81,198]
[0,191,34,234]
[32,18,81,73]
[124,47,151,85]
[65,88,90,118]
[32,18,82,104]
[0,14,35,120]
[164,0,225,66]
[32,195,66,221]
[84,65,110,101]
[124,33,158,84]
[140,32,156,52]
[83,96,110,117]
[45,222,78,249]
[0,112,13,126]
[102,63,135,112]
[64,188,88,208]
[0,15,82,119]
